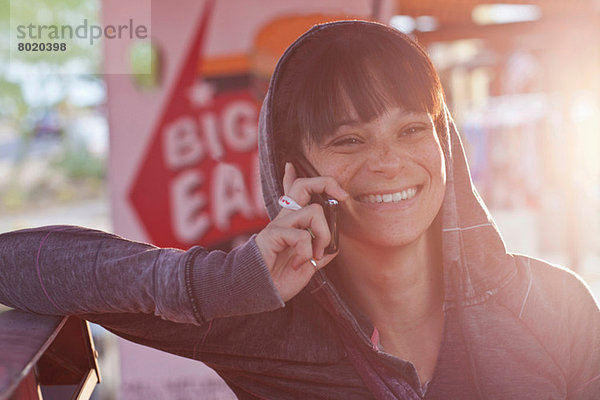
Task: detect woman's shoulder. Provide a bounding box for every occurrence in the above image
[496,253,599,331]
[502,255,600,394]
[509,254,597,306]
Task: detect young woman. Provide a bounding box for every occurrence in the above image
[1,21,598,399]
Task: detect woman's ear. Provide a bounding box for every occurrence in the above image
[282,162,297,194]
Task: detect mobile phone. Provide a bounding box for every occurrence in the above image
[289,154,339,254]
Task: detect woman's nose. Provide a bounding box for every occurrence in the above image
[367,144,404,178]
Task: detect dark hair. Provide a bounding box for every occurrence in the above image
[272,22,446,169]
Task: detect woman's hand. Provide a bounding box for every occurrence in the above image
[255,162,348,302]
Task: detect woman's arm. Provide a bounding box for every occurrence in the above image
[0,225,285,326]
[0,165,348,324]
[0,166,348,354]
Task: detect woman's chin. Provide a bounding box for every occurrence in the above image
[340,225,424,250]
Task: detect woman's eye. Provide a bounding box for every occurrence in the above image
[332,137,361,146]
[400,125,426,136]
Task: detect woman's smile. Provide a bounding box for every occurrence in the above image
[305,106,446,247]
[355,186,419,204]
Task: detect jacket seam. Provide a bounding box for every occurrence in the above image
[35,227,70,313]
[447,266,518,309]
[497,298,568,383]
[518,259,533,319]
[184,246,205,324]
[192,319,213,359]
[91,238,111,308]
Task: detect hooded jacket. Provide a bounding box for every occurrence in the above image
[1,21,599,399]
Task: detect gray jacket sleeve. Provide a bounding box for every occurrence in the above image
[0,225,285,326]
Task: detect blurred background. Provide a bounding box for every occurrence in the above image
[0,0,598,398]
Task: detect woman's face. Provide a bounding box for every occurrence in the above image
[303,106,446,248]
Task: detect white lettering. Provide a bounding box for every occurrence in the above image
[163,116,204,170]
[200,112,223,161]
[222,101,257,152]
[211,163,254,230]
[171,170,211,243]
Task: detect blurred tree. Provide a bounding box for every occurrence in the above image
[1,0,101,70]
[0,0,102,122]
[0,0,105,211]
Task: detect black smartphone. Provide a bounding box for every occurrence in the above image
[289,154,339,254]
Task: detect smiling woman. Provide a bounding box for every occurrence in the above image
[300,104,448,383]
[305,107,446,250]
[1,20,599,400]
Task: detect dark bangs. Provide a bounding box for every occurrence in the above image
[273,22,445,162]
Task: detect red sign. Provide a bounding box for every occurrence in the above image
[129,1,268,249]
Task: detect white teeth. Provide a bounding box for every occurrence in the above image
[358,187,418,204]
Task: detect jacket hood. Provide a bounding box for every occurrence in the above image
[258,20,516,304]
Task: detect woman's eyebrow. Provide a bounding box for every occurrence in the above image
[332,119,361,132]
[331,112,432,133]
[402,111,431,120]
